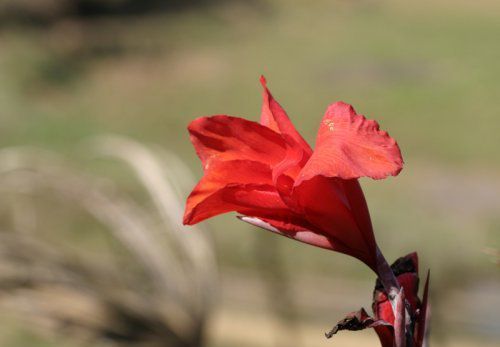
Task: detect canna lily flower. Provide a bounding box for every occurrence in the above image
[183,76,403,271]
[326,253,430,347]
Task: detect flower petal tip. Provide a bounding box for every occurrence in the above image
[182,209,194,225]
[326,101,357,117]
[238,216,281,233]
[260,75,267,86]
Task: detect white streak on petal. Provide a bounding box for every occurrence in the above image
[237,216,334,250]
[238,216,282,233]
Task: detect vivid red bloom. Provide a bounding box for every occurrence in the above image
[183,76,403,270]
[327,253,430,347]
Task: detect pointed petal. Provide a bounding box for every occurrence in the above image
[296,101,403,184]
[415,270,430,347]
[259,77,313,195]
[259,76,312,156]
[188,115,286,170]
[183,160,289,224]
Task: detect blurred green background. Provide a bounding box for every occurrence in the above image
[0,0,499,346]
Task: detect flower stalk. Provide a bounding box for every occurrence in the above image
[375,246,401,304]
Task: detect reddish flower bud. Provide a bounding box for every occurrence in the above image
[327,253,431,347]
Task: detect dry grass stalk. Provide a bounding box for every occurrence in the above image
[0,138,216,347]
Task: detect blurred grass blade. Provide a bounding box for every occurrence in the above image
[0,143,217,346]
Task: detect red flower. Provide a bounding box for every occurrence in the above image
[183,76,403,270]
[326,253,431,347]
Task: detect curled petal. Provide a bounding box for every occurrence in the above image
[272,135,310,208]
[184,185,287,225]
[183,160,289,224]
[326,308,375,336]
[296,101,403,185]
[326,308,393,347]
[188,115,286,170]
[272,134,309,182]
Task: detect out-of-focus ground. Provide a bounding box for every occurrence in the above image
[0,0,499,346]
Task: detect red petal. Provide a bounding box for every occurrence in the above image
[188,115,286,170]
[292,175,377,269]
[391,252,421,314]
[271,136,310,208]
[272,134,309,182]
[259,77,313,196]
[296,101,403,184]
[398,272,420,312]
[259,76,312,157]
[415,270,430,347]
[341,179,376,259]
[183,160,289,224]
[374,325,394,347]
[373,290,395,325]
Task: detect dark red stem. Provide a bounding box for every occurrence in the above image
[375,246,414,347]
[375,246,400,299]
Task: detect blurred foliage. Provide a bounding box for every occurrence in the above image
[0,141,217,347]
[0,0,252,24]
[0,0,499,346]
